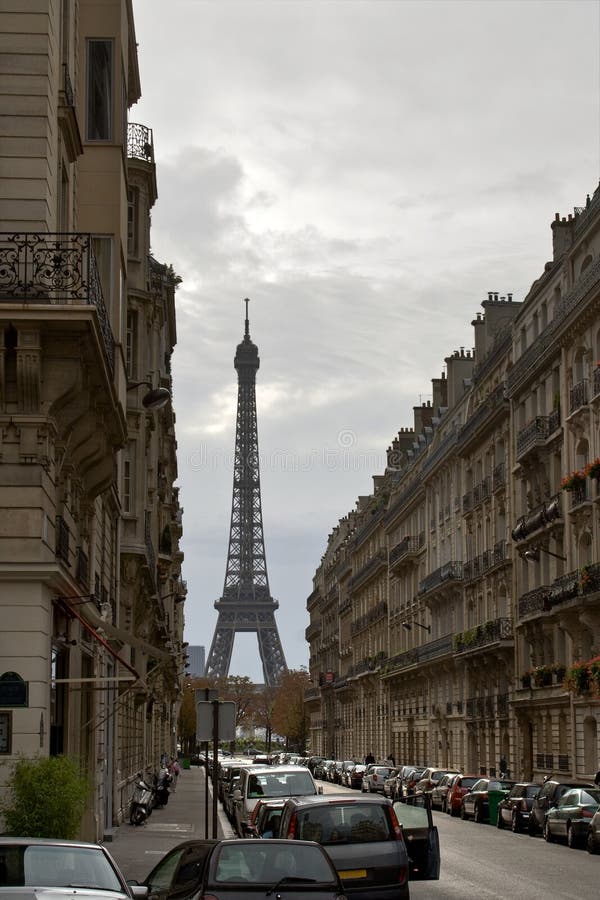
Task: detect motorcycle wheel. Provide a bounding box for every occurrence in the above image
[130,807,146,826]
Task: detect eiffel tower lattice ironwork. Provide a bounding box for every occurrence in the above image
[205,300,288,686]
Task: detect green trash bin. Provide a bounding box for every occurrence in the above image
[180,757,191,770]
[488,789,508,826]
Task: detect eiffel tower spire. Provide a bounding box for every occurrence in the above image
[205,299,287,686]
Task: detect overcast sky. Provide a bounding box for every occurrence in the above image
[132,0,600,682]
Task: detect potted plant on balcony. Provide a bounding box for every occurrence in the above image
[564,661,590,695]
[521,671,532,689]
[585,458,600,480]
[561,469,586,492]
[552,663,566,684]
[532,665,553,687]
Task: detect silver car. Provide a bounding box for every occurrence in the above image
[0,837,148,899]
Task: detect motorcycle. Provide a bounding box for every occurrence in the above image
[129,773,154,826]
[153,766,172,808]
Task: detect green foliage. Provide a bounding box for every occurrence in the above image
[1,756,89,839]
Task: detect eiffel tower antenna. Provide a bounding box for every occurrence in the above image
[205,299,288,686]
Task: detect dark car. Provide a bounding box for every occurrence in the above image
[543,787,600,847]
[247,799,286,839]
[415,768,459,799]
[496,782,541,832]
[460,778,515,823]
[528,779,594,836]
[278,793,419,898]
[446,774,480,817]
[430,773,457,812]
[141,838,347,900]
[348,764,366,790]
[0,837,148,900]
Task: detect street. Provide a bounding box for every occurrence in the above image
[320,782,597,899]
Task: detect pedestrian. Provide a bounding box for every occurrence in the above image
[385,751,395,766]
[365,751,375,765]
[169,756,181,792]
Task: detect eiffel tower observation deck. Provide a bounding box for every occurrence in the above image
[205,300,288,686]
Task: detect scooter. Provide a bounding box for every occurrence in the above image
[153,766,172,808]
[129,773,154,826]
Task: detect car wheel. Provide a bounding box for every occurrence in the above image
[511,810,521,833]
[460,803,467,820]
[474,803,482,824]
[528,816,537,836]
[543,820,553,843]
[567,823,580,849]
[587,829,598,854]
[496,810,503,829]
[441,798,447,814]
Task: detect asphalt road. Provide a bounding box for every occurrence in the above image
[320,781,599,899]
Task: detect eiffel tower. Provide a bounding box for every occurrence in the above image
[205,300,288,686]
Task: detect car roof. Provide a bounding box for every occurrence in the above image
[283,793,390,807]
[0,838,104,849]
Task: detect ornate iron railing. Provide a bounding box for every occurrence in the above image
[418,561,463,595]
[454,616,513,653]
[569,379,588,414]
[61,63,74,106]
[493,461,506,491]
[389,533,424,568]
[519,586,549,618]
[516,416,549,458]
[351,599,388,636]
[127,122,154,163]
[384,634,453,675]
[0,232,114,370]
[548,406,561,434]
[349,548,387,592]
[56,516,69,563]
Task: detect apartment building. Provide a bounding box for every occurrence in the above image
[306,184,600,782]
[0,0,185,839]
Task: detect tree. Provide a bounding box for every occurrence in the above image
[178,676,206,755]
[272,669,310,751]
[253,685,277,753]
[1,756,89,838]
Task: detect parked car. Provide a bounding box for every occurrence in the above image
[328,761,344,783]
[348,764,366,790]
[336,761,355,785]
[340,762,356,787]
[586,806,600,853]
[0,837,148,899]
[496,782,542,832]
[382,769,402,800]
[140,838,347,900]
[278,792,438,897]
[231,765,322,836]
[415,768,459,799]
[393,795,441,880]
[446,774,480,816]
[247,798,287,839]
[361,765,394,794]
[397,766,426,798]
[314,759,334,780]
[460,778,515,823]
[543,787,600,847]
[528,779,594,836]
[430,773,457,812]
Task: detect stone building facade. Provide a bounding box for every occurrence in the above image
[306,184,600,783]
[0,0,185,840]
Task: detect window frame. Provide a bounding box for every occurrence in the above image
[86,38,114,142]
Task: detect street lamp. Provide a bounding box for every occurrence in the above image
[521,546,567,562]
[126,380,171,410]
[402,620,431,634]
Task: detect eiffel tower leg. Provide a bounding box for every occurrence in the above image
[257,618,288,687]
[205,617,235,680]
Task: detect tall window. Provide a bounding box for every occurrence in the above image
[86,39,113,141]
[123,440,135,513]
[127,188,138,257]
[126,310,137,379]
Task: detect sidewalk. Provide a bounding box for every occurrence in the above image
[107,766,235,882]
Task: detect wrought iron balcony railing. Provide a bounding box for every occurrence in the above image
[516,415,549,459]
[418,561,463,595]
[493,461,506,491]
[453,616,513,653]
[0,233,114,371]
[569,379,588,414]
[389,533,425,569]
[56,516,69,564]
[127,122,154,163]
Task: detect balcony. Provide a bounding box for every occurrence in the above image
[516,416,549,461]
[493,461,506,491]
[349,548,387,592]
[418,561,463,596]
[0,233,115,371]
[569,378,588,415]
[511,494,561,543]
[128,122,154,164]
[304,686,321,701]
[351,600,388,636]
[519,586,550,619]
[453,616,513,654]
[305,621,321,641]
[389,533,425,571]
[383,634,453,676]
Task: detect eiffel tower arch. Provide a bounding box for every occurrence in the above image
[205,300,288,686]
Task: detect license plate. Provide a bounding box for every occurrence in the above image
[338,869,367,880]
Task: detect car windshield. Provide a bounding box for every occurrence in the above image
[213,843,335,884]
[248,771,315,799]
[295,802,390,845]
[0,845,123,891]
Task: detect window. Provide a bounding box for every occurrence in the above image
[123,440,135,513]
[126,310,137,379]
[0,711,11,754]
[86,39,113,141]
[127,188,138,257]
